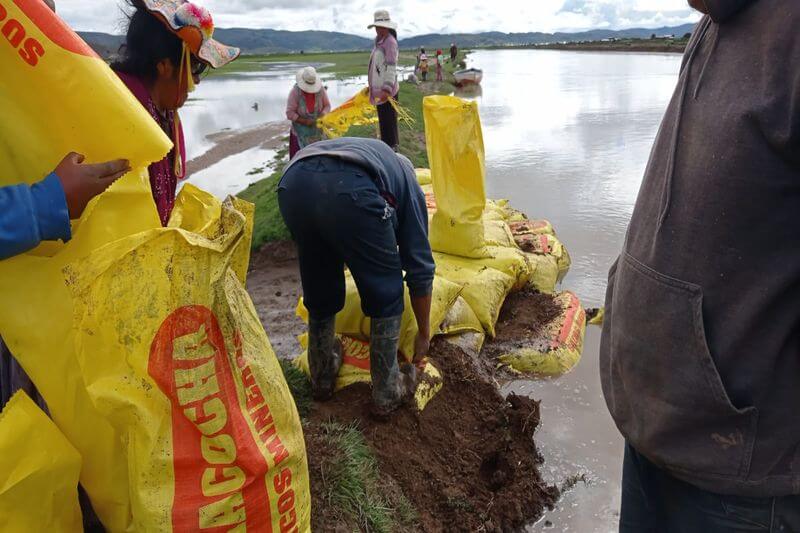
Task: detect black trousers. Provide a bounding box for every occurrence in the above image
[377,95,399,150]
[620,442,800,532]
[278,156,404,321]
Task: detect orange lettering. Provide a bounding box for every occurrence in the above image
[273,468,292,494]
[2,18,24,48]
[19,37,44,66]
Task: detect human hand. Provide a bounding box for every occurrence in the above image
[380,90,392,103]
[54,152,130,219]
[413,331,430,364]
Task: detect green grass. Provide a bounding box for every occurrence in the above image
[213,50,420,79]
[279,359,313,419]
[319,421,417,532]
[238,147,290,249]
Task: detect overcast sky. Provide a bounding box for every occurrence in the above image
[58,0,701,36]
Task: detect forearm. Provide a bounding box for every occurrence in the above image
[0,174,70,260]
[410,293,432,338]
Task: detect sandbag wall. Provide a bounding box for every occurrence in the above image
[295,95,586,396]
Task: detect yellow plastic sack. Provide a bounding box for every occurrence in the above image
[587,307,605,326]
[319,87,413,139]
[415,168,432,186]
[484,219,517,248]
[1,182,311,532]
[484,199,527,223]
[294,335,443,411]
[0,392,82,533]
[64,189,309,532]
[0,4,174,528]
[526,253,560,294]
[499,291,586,376]
[296,274,462,361]
[434,252,515,338]
[0,0,170,196]
[439,296,483,336]
[424,95,490,258]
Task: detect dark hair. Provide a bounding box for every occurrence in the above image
[389,29,397,40]
[111,0,182,81]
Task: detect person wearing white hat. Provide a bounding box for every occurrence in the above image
[368,9,400,150]
[286,66,331,158]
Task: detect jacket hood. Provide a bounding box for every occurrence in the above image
[703,0,755,22]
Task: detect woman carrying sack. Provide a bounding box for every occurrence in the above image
[286,66,331,158]
[368,10,400,150]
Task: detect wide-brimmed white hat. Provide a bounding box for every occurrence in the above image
[368,9,397,30]
[296,66,323,93]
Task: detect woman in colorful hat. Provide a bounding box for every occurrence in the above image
[286,66,331,159]
[367,9,400,150]
[112,0,239,226]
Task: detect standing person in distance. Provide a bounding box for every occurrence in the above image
[368,9,400,150]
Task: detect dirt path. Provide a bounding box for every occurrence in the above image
[246,241,305,359]
[186,121,290,176]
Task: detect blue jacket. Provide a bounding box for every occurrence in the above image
[285,138,436,297]
[0,173,71,260]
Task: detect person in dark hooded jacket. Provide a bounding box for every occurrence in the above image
[601,0,800,530]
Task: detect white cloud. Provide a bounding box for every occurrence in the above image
[54,0,700,36]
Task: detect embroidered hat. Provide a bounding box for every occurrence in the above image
[367,9,397,30]
[141,0,240,68]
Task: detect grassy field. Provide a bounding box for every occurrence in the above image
[237,51,467,250]
[212,50,422,79]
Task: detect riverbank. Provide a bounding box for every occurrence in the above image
[531,37,688,54]
[233,51,467,250]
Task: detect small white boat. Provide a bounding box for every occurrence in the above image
[453,68,483,86]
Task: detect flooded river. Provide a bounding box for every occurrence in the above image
[182,49,683,532]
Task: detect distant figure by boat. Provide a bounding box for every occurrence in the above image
[450,42,458,62]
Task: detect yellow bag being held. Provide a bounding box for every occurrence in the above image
[0,392,83,533]
[0,5,310,529]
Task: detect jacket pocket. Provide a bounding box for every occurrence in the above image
[601,252,758,478]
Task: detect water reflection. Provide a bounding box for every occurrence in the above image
[181,70,367,160]
[466,49,680,306]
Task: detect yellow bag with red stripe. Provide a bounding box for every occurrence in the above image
[0,4,309,530]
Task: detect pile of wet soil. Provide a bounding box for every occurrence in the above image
[306,338,559,532]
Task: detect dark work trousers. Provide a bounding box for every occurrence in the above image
[278,156,404,321]
[377,94,399,150]
[620,442,800,532]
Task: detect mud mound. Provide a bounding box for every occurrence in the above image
[307,339,559,532]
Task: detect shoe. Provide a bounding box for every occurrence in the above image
[308,315,342,401]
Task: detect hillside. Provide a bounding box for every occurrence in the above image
[78,23,695,58]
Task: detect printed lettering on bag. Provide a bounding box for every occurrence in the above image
[149,305,298,532]
[0,2,46,66]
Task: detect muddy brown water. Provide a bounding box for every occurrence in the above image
[228,49,684,530]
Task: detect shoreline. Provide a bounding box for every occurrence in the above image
[531,43,685,54]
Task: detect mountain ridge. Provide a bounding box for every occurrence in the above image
[79,23,696,57]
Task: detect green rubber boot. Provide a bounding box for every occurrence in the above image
[308,315,342,401]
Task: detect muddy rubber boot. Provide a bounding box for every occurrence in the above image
[308,315,342,401]
[370,315,417,417]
